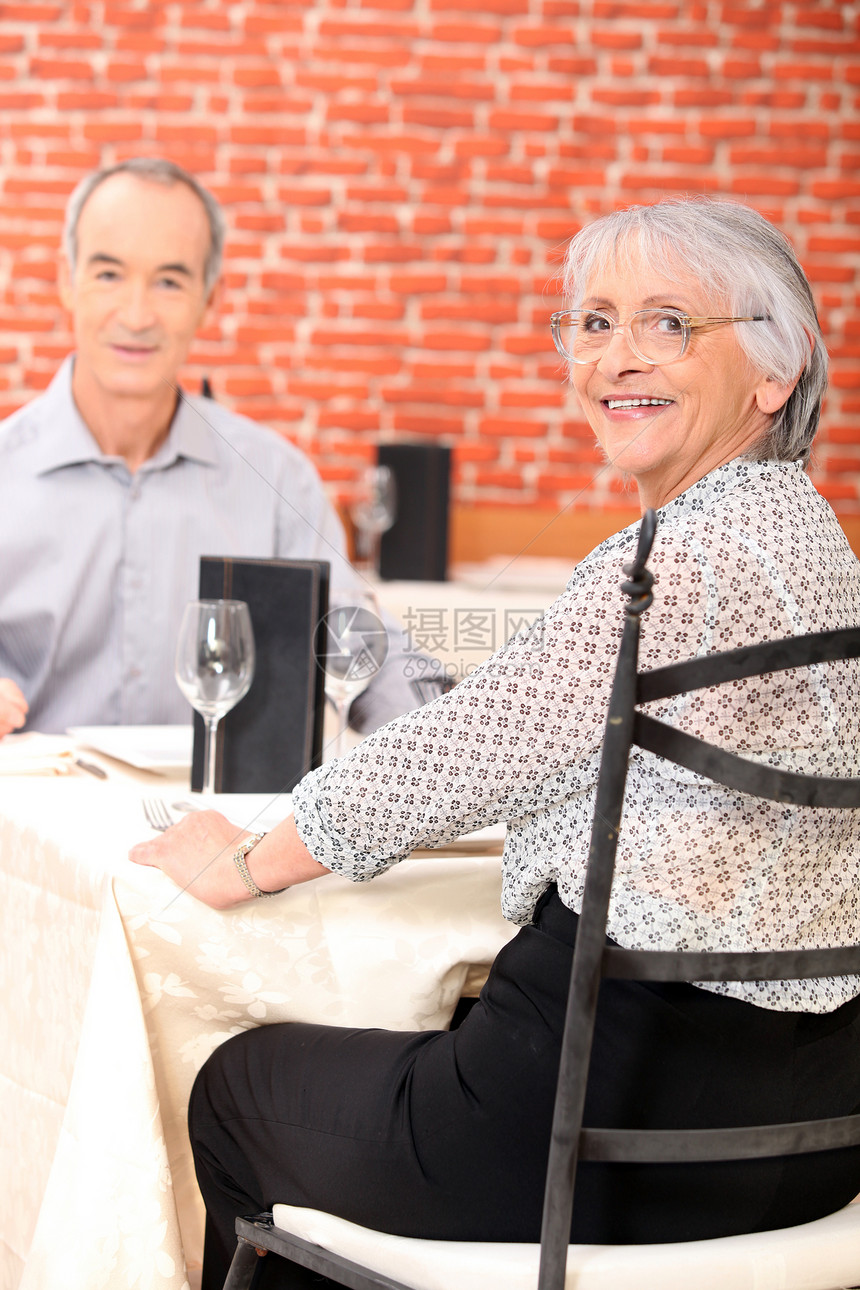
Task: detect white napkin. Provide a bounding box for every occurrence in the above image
[0,733,76,776]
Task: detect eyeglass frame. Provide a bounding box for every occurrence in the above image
[549,308,771,366]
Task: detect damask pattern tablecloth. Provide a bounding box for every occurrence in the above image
[0,763,514,1290]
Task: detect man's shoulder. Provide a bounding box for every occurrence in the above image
[0,387,54,458]
[183,393,317,475]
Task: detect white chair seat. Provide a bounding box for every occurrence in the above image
[272,1197,860,1290]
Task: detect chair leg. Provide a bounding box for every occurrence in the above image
[222,1236,265,1290]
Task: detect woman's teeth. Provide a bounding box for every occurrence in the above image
[605,398,673,410]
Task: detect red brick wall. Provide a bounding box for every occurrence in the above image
[1,0,858,516]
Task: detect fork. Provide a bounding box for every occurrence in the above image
[142,798,175,832]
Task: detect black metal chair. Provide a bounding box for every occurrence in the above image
[222,509,860,1290]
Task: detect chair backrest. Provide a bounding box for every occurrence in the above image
[537,509,860,1290]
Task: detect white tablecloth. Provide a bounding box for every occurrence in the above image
[0,740,515,1290]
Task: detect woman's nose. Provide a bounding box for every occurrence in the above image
[595,322,653,375]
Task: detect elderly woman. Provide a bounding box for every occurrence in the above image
[132,197,860,1287]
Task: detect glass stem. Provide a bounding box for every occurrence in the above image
[202,715,219,795]
[369,532,382,577]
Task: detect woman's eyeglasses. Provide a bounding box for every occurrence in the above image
[550,308,770,366]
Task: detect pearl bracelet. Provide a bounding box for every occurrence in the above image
[232,832,286,899]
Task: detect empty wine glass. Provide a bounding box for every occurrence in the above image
[175,599,255,796]
[349,465,397,577]
[321,592,388,760]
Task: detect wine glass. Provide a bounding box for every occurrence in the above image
[321,592,389,760]
[349,465,397,577]
[175,599,255,796]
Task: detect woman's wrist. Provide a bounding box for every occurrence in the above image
[235,814,330,899]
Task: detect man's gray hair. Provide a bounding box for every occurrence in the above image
[562,196,827,464]
[63,157,226,295]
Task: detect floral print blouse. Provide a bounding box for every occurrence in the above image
[293,459,860,1012]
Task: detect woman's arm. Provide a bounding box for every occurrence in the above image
[129,809,330,909]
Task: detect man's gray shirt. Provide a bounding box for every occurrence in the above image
[0,357,419,733]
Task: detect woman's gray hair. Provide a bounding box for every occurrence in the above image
[63,157,226,295]
[562,197,827,464]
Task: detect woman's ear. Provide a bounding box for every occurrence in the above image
[754,374,797,415]
[754,326,814,415]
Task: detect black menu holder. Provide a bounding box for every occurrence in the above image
[191,557,329,794]
[377,442,450,581]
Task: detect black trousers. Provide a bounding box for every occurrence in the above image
[189,889,860,1289]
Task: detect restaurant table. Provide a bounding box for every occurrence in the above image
[0,733,515,1290]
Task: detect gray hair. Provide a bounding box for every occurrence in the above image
[63,157,226,295]
[562,197,827,464]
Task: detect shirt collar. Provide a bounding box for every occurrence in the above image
[657,457,802,524]
[32,355,220,475]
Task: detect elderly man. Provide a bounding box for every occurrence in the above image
[0,158,418,737]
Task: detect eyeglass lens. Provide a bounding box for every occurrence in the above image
[555,310,688,364]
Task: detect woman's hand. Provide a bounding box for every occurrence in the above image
[129,809,329,909]
[0,678,28,737]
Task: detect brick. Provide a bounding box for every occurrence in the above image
[159,65,219,83]
[317,410,384,429]
[547,57,599,74]
[769,119,830,140]
[415,328,491,351]
[452,442,499,463]
[403,105,475,127]
[647,57,709,77]
[812,180,860,199]
[480,415,548,437]
[311,327,410,347]
[390,273,448,293]
[488,109,558,131]
[663,145,715,165]
[673,89,735,106]
[327,102,390,123]
[391,76,494,99]
[499,387,565,408]
[380,381,484,406]
[504,332,555,355]
[37,31,96,49]
[794,7,846,29]
[287,379,370,400]
[296,72,378,93]
[653,26,719,46]
[474,469,525,488]
[230,126,306,145]
[241,93,313,114]
[430,22,502,41]
[730,146,827,168]
[413,214,453,234]
[513,25,576,46]
[353,301,406,320]
[422,300,519,322]
[275,187,332,206]
[338,213,401,233]
[510,83,575,102]
[394,413,465,435]
[548,166,611,187]
[364,244,425,262]
[311,43,411,67]
[126,93,194,111]
[0,93,46,109]
[773,62,833,83]
[1,4,63,17]
[536,470,592,491]
[698,117,757,138]
[430,0,528,12]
